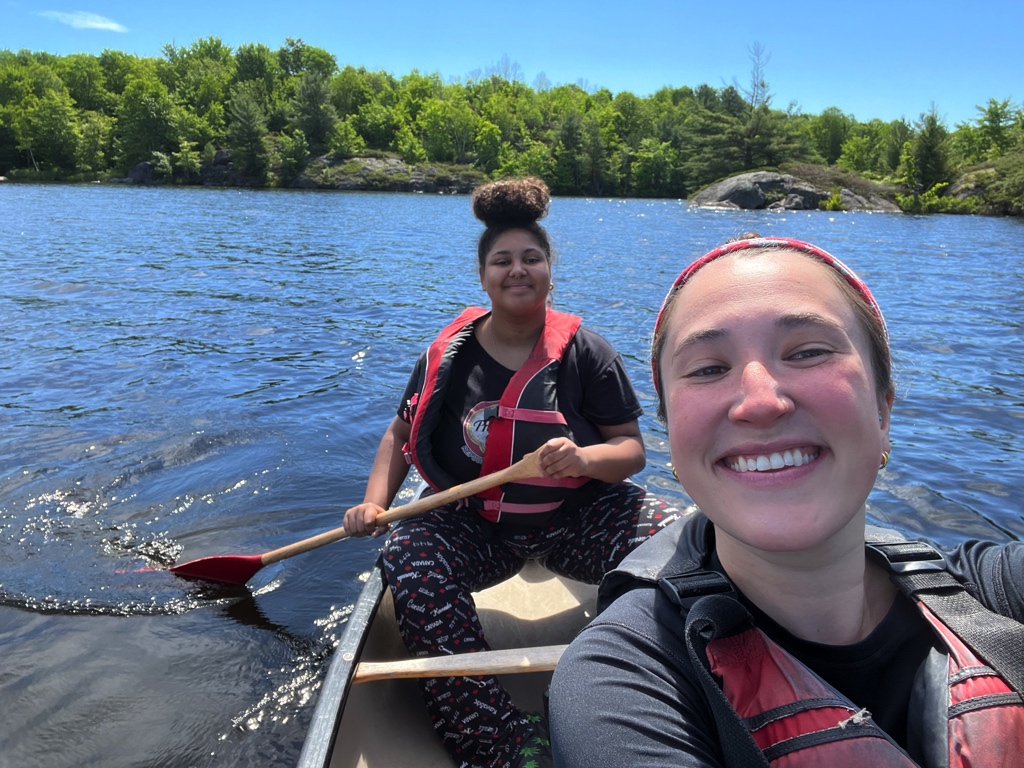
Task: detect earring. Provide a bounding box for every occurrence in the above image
[879,451,890,470]
[549,281,556,292]
[671,466,679,480]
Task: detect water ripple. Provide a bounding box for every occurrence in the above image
[1,183,1021,766]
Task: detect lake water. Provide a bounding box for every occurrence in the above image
[1,184,1022,767]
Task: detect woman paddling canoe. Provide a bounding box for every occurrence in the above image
[343,177,680,768]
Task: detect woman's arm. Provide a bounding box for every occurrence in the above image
[343,416,412,537]
[550,588,724,768]
[537,420,646,483]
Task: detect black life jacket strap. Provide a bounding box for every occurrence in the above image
[870,540,1024,697]
[660,573,772,768]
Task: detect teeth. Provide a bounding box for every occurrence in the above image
[729,448,819,473]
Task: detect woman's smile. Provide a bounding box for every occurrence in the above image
[724,446,820,473]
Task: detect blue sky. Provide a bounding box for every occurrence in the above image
[3,0,1021,128]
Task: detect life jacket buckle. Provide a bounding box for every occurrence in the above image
[868,541,947,574]
[659,570,734,609]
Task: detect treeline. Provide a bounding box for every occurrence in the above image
[1,38,1023,214]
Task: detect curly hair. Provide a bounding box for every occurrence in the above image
[472,177,552,269]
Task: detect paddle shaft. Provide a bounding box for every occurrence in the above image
[258,448,544,566]
[353,644,567,684]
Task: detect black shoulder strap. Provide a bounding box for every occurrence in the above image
[870,540,1024,697]
[660,575,771,768]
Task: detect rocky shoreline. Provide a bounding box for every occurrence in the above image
[107,152,486,195]
[58,152,981,214]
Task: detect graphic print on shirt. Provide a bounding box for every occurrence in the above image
[462,400,498,464]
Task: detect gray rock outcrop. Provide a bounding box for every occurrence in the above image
[689,171,899,212]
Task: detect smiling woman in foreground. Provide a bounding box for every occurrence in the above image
[549,237,1024,768]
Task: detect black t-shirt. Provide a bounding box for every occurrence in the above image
[739,586,934,746]
[399,325,642,485]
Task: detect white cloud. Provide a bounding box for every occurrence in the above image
[38,11,128,32]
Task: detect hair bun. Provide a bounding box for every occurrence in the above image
[472,177,550,228]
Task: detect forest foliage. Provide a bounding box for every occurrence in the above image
[1,38,1023,214]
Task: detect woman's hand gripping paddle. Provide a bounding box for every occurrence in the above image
[167,449,543,585]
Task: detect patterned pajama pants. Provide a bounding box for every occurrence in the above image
[380,481,682,768]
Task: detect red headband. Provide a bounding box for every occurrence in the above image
[651,237,889,394]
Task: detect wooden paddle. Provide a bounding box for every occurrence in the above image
[167,448,543,585]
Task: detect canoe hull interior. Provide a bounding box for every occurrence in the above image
[299,558,598,768]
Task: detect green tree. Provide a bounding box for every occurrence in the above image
[99,49,158,97]
[328,118,364,158]
[76,110,114,173]
[495,139,554,180]
[551,111,585,193]
[632,138,679,197]
[160,37,234,138]
[950,122,985,167]
[474,119,501,172]
[150,150,172,180]
[274,128,308,185]
[976,98,1017,159]
[395,124,426,163]
[397,70,443,123]
[277,38,337,80]
[55,53,110,112]
[2,57,64,102]
[114,75,175,169]
[895,139,918,191]
[12,87,80,172]
[612,91,652,152]
[171,137,200,181]
[226,81,269,178]
[913,106,950,192]
[353,100,401,149]
[677,103,745,189]
[480,89,531,146]
[233,43,279,96]
[169,103,218,151]
[837,119,887,175]
[808,107,853,165]
[0,105,20,173]
[883,118,912,173]
[331,65,374,116]
[837,135,874,174]
[987,150,1024,214]
[581,110,616,194]
[417,97,478,163]
[290,71,337,148]
[693,83,721,111]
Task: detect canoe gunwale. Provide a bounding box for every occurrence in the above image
[297,559,388,768]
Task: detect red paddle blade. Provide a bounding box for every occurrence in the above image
[168,554,265,585]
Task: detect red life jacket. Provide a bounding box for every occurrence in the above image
[705,622,918,766]
[404,307,589,522]
[703,602,1024,767]
[601,514,1024,768]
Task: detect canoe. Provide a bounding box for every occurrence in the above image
[297,555,598,768]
